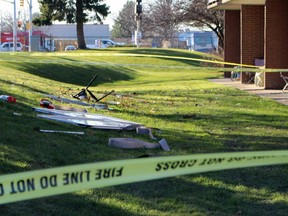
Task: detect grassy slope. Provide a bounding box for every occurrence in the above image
[0,48,287,216]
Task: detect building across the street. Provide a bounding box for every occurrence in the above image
[178,31,218,53]
[43,24,110,50]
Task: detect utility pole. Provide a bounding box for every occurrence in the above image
[0,11,2,45]
[0,0,17,51]
[13,0,17,51]
[135,0,142,48]
[29,0,32,52]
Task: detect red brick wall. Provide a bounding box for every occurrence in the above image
[241,5,265,83]
[224,11,240,78]
[265,0,288,89]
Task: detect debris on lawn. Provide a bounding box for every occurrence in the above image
[34,127,85,135]
[108,138,170,151]
[42,94,109,110]
[34,79,170,146]
[0,95,16,103]
[159,138,170,151]
[40,99,55,109]
[72,74,114,103]
[40,98,88,113]
[136,126,158,140]
[38,75,122,111]
[33,107,142,130]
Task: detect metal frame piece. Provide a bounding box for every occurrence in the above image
[280,72,288,91]
[72,74,114,102]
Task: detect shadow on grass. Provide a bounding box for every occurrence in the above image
[112,169,288,216]
[1,73,287,215]
[8,62,136,86]
[1,170,287,216]
[0,193,139,216]
[113,48,221,68]
[113,48,210,59]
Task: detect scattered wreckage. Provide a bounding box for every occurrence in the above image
[2,75,171,151]
[33,107,141,130]
[31,74,170,151]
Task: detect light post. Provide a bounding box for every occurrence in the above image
[0,10,2,45]
[135,0,142,48]
[0,0,18,52]
[28,0,32,52]
[1,0,32,51]
[13,0,17,51]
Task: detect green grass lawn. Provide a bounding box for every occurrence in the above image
[0,48,287,216]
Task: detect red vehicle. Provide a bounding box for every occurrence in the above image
[0,31,55,51]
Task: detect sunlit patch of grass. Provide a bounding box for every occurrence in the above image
[0,48,287,216]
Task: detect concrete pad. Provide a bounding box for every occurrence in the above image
[209,78,288,106]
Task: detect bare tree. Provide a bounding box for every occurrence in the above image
[1,13,14,32]
[112,0,223,49]
[112,0,183,47]
[180,0,224,48]
[1,12,44,32]
[146,0,183,40]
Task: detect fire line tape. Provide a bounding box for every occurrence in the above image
[0,150,287,205]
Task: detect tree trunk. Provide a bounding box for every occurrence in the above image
[76,22,86,49]
[216,29,224,50]
[76,0,86,49]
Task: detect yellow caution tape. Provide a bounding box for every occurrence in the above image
[111,53,259,68]
[1,52,288,72]
[0,150,287,204]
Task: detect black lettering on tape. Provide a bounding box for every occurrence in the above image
[199,158,225,166]
[171,161,180,169]
[63,173,69,185]
[227,157,246,162]
[40,175,57,189]
[17,180,26,193]
[95,167,123,180]
[155,160,198,172]
[9,178,35,194]
[246,156,270,161]
[63,171,91,185]
[103,169,111,178]
[179,160,189,168]
[95,169,102,180]
[40,176,49,189]
[115,167,123,177]
[163,162,171,170]
[155,163,162,171]
[188,160,197,167]
[0,183,4,196]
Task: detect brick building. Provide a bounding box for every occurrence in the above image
[208,0,288,89]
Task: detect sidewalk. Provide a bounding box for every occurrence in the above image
[209,78,288,106]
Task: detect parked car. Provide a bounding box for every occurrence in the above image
[94,39,126,48]
[0,42,22,52]
[64,45,77,51]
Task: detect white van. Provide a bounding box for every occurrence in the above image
[94,39,125,48]
[0,42,23,52]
